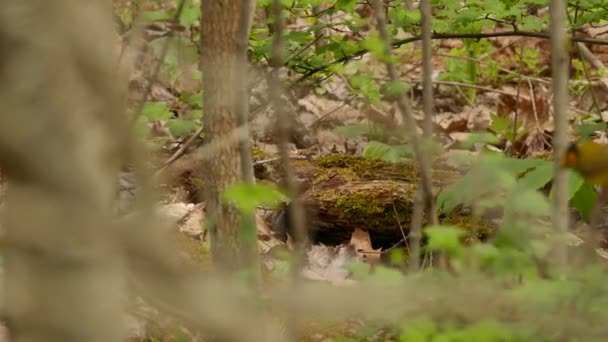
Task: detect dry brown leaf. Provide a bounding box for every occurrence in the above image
[436,112,469,132]
[349,228,382,264]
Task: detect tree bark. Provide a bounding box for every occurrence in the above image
[0,1,127,340]
[200,0,256,272]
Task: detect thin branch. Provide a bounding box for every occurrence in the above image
[129,0,187,127]
[285,33,324,64]
[369,0,438,273]
[253,155,308,166]
[576,42,607,117]
[294,30,608,84]
[269,0,308,340]
[508,46,524,156]
[409,0,435,273]
[236,0,258,275]
[158,126,204,171]
[550,0,570,273]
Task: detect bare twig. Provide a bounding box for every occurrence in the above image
[236,0,258,278]
[407,79,530,96]
[129,0,187,127]
[158,126,204,171]
[576,42,607,116]
[392,202,409,250]
[253,155,308,166]
[285,33,324,64]
[269,0,308,340]
[408,0,435,273]
[550,0,570,273]
[369,0,438,272]
[509,46,524,156]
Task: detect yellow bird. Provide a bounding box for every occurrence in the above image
[562,141,608,187]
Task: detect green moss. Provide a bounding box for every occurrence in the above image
[443,213,495,243]
[251,146,274,161]
[314,153,418,184]
[313,181,415,231]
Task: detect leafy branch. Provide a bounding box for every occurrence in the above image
[294,30,608,84]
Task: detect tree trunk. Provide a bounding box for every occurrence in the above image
[200,1,256,272]
[0,1,127,341]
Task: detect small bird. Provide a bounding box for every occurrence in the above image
[562,140,608,187]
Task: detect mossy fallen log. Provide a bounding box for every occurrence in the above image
[277,153,493,249]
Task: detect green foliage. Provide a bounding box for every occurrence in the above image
[362,141,412,162]
[165,118,196,137]
[489,114,527,143]
[425,225,467,257]
[223,183,286,215]
[436,151,596,222]
[573,122,608,140]
[142,101,173,121]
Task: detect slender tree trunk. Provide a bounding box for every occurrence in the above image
[550,0,569,271]
[200,0,256,272]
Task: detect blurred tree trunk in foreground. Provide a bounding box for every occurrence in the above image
[0,1,127,341]
[200,0,256,272]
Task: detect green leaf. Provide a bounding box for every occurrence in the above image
[460,131,500,149]
[381,80,408,98]
[182,92,203,108]
[505,189,550,217]
[140,10,172,22]
[489,114,510,134]
[549,169,586,201]
[436,153,544,214]
[166,118,196,137]
[360,33,386,60]
[515,160,553,192]
[519,16,544,31]
[362,141,410,162]
[424,225,466,256]
[179,0,200,26]
[335,0,357,12]
[223,183,286,215]
[142,101,172,120]
[334,124,373,138]
[573,122,607,139]
[388,249,405,265]
[189,109,203,119]
[570,181,597,222]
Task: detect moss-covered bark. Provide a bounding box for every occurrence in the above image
[277,153,492,248]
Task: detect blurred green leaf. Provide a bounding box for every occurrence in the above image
[424,225,466,256]
[459,131,500,149]
[573,122,607,139]
[223,183,286,215]
[166,118,196,137]
[140,10,172,22]
[334,124,373,138]
[335,0,357,12]
[362,141,411,162]
[514,161,553,192]
[570,181,597,222]
[142,101,172,120]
